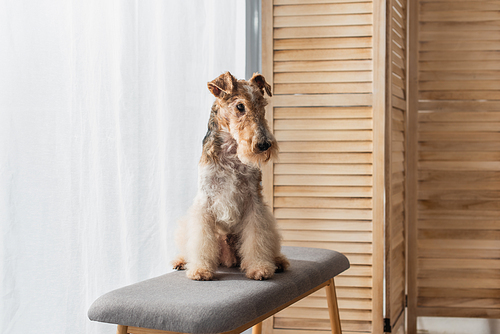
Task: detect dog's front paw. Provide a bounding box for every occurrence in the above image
[172,256,186,270]
[275,254,290,273]
[244,262,276,280]
[186,267,214,281]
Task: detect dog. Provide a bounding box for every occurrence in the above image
[172,72,289,281]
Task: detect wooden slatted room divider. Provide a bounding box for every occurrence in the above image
[407,0,500,331]
[261,0,387,333]
[262,0,500,333]
[384,0,407,333]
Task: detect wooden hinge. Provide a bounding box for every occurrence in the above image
[384,318,392,333]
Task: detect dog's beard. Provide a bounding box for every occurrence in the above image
[237,142,278,167]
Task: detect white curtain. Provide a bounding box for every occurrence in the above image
[0,1,246,333]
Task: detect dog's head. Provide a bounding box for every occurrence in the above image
[207,72,278,167]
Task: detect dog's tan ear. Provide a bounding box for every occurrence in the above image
[208,72,237,98]
[250,73,272,97]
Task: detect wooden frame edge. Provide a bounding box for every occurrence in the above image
[373,0,387,333]
[406,0,419,332]
[261,0,274,209]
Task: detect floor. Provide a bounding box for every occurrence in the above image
[417,317,500,334]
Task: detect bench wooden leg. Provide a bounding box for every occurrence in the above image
[117,325,128,334]
[325,278,342,334]
[251,322,262,334]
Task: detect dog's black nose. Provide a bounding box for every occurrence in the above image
[257,141,271,152]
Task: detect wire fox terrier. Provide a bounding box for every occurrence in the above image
[172,72,289,281]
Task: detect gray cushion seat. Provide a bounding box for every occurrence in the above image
[88,246,350,334]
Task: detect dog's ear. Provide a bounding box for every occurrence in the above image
[250,73,272,97]
[208,72,237,98]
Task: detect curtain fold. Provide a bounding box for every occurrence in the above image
[0,1,245,333]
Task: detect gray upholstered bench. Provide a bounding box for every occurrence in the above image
[88,246,350,334]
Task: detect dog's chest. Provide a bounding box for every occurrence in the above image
[199,158,260,226]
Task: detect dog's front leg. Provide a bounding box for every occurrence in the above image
[239,204,282,280]
[185,202,219,281]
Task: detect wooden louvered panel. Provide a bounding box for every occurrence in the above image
[273,107,374,333]
[384,0,407,332]
[415,0,500,322]
[262,0,382,333]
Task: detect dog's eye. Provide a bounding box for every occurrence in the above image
[236,104,245,113]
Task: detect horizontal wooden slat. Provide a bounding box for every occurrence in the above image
[420,20,500,32]
[274,60,372,72]
[276,130,372,141]
[419,198,500,210]
[419,141,500,152]
[418,111,500,122]
[420,40,500,51]
[281,229,372,242]
[420,30,500,41]
[418,269,500,280]
[274,0,370,4]
[418,228,500,240]
[274,317,372,332]
[275,71,372,83]
[293,296,371,310]
[419,91,500,100]
[419,123,500,133]
[274,174,372,186]
[418,248,500,260]
[274,25,372,39]
[418,161,500,171]
[392,108,405,121]
[421,99,500,111]
[282,240,373,254]
[275,196,372,209]
[419,181,500,192]
[274,107,372,119]
[419,132,500,141]
[277,307,372,321]
[273,94,372,107]
[419,70,500,81]
[418,287,500,299]
[418,209,500,219]
[419,51,500,61]
[419,11,500,22]
[278,219,372,231]
[274,37,372,50]
[279,152,372,163]
[274,3,373,16]
[418,170,500,182]
[276,208,372,220]
[418,297,500,309]
[314,285,373,298]
[275,163,372,175]
[278,141,373,152]
[418,258,500,270]
[275,119,372,130]
[419,152,500,163]
[418,218,500,229]
[421,1,500,12]
[418,239,500,250]
[420,61,500,71]
[275,48,372,61]
[274,14,373,27]
[275,185,372,197]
